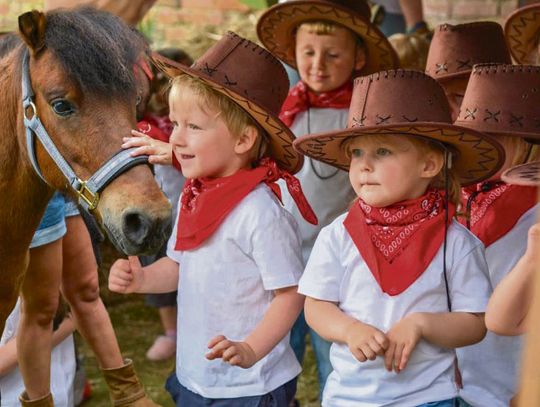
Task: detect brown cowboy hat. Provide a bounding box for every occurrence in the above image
[293,70,504,185]
[504,3,540,65]
[502,161,540,186]
[454,64,540,141]
[151,31,302,174]
[256,0,399,75]
[425,21,512,82]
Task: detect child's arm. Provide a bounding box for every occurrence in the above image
[304,297,388,362]
[384,311,486,373]
[122,129,172,165]
[485,223,540,336]
[0,314,75,376]
[206,286,304,369]
[108,255,179,294]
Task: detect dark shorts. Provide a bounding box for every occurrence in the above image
[166,372,297,407]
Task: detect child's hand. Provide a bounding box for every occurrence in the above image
[108,256,145,294]
[384,314,422,373]
[345,321,388,363]
[205,335,257,369]
[122,130,172,165]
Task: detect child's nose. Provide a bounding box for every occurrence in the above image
[169,127,186,146]
[313,53,326,70]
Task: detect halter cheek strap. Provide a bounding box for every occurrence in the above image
[21,49,149,212]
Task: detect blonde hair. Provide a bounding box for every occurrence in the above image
[498,135,540,166]
[343,134,462,207]
[388,32,431,70]
[169,74,267,162]
[298,20,365,48]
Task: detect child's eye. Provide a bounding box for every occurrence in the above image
[327,53,339,59]
[303,50,315,56]
[351,148,363,158]
[188,123,201,130]
[376,148,391,156]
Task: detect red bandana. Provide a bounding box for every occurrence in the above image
[344,190,455,296]
[175,157,318,250]
[460,182,538,247]
[136,119,170,143]
[279,80,353,127]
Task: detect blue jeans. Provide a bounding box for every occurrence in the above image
[165,372,296,407]
[290,311,332,400]
[30,192,67,248]
[417,398,459,407]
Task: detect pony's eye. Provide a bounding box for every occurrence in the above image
[51,99,75,116]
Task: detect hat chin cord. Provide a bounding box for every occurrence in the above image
[442,149,452,312]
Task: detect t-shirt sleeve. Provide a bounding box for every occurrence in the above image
[250,211,304,291]
[298,223,345,302]
[448,241,492,313]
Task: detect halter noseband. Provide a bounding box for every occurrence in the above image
[21,49,149,213]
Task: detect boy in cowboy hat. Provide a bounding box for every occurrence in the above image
[453,64,540,407]
[257,0,398,394]
[109,32,318,407]
[505,3,540,65]
[293,69,503,406]
[425,21,512,120]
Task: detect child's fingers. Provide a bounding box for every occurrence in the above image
[111,258,131,272]
[373,331,389,350]
[526,223,540,259]
[368,338,385,356]
[131,129,148,138]
[228,354,243,366]
[222,345,238,362]
[399,344,413,371]
[384,342,396,371]
[207,335,227,349]
[349,346,367,362]
[393,343,405,373]
[360,344,376,361]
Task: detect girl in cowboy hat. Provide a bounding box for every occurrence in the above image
[109,32,318,407]
[293,69,504,407]
[257,0,398,395]
[453,63,540,407]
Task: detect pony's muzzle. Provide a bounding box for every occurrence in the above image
[120,209,172,255]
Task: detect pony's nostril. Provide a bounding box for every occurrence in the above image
[122,211,151,246]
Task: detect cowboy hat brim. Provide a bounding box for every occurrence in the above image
[293,122,505,185]
[502,161,540,186]
[257,0,399,76]
[151,52,303,174]
[504,4,540,64]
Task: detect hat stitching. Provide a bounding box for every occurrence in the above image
[402,115,419,122]
[465,108,478,120]
[435,63,448,73]
[352,115,366,127]
[484,110,500,122]
[375,114,392,124]
[510,113,524,127]
[202,63,218,77]
[224,75,237,86]
[457,59,473,69]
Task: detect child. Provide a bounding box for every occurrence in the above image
[453,63,540,407]
[293,69,504,406]
[256,0,398,395]
[0,299,76,407]
[109,32,316,407]
[425,22,512,120]
[505,3,540,65]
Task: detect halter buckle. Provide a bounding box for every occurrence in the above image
[76,179,99,211]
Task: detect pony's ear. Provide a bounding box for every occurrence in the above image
[18,10,47,54]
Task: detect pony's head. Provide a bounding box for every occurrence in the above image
[18,8,171,255]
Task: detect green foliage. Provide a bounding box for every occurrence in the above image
[238,0,278,10]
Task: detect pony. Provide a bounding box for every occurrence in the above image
[0,7,172,333]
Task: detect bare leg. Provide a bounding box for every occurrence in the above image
[61,215,123,368]
[158,306,176,333]
[18,239,63,399]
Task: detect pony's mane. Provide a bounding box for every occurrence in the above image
[0,33,20,59]
[43,7,148,98]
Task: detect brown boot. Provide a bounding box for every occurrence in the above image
[101,359,161,406]
[19,392,54,407]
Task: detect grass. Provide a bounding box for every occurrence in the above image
[77,243,321,406]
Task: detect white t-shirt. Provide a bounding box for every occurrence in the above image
[299,215,491,407]
[166,184,303,399]
[0,300,75,407]
[458,204,539,407]
[281,107,356,263]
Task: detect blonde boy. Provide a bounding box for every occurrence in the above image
[109,32,316,407]
[257,0,398,394]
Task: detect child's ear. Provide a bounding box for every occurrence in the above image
[235,125,259,155]
[421,151,444,179]
[354,45,367,71]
